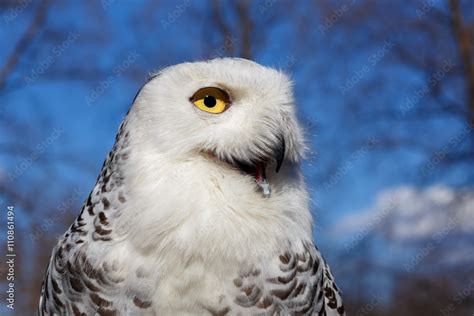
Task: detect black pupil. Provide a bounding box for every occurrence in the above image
[203,95,216,108]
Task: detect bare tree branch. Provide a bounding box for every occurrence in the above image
[0,0,52,91]
[448,0,474,127]
[235,0,253,59]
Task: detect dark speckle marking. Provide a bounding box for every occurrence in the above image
[87,206,94,216]
[243,285,253,296]
[136,267,147,278]
[90,293,112,307]
[52,291,64,307]
[280,253,290,264]
[277,268,297,284]
[118,193,126,203]
[99,212,108,225]
[133,296,152,309]
[293,282,306,297]
[271,279,297,300]
[324,287,338,309]
[337,305,345,314]
[84,279,100,292]
[257,296,273,309]
[235,285,263,307]
[208,306,230,316]
[72,304,86,316]
[51,279,61,294]
[102,198,110,210]
[69,276,84,292]
[95,226,112,235]
[233,278,243,287]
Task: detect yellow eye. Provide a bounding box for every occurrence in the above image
[190,87,231,114]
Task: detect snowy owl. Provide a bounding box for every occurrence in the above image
[39,58,345,315]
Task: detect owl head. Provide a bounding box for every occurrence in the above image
[128,58,305,197]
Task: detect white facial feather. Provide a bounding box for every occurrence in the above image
[119,58,311,261]
[133,58,304,164]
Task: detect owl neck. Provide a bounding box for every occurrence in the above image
[111,117,313,263]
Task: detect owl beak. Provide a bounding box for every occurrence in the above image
[211,135,286,198]
[254,136,285,198]
[255,162,271,197]
[275,136,286,173]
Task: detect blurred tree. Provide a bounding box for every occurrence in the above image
[388,276,458,316]
[318,0,474,180]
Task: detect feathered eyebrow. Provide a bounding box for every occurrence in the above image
[189,87,232,104]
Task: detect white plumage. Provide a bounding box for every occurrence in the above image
[39,58,345,315]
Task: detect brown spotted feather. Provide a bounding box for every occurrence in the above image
[38,120,155,315]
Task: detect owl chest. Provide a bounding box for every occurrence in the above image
[149,256,241,314]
